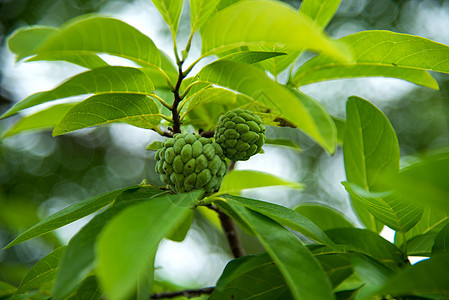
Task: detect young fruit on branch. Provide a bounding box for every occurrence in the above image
[214,109,266,161]
[155,133,228,193]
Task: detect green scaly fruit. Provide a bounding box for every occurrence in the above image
[214,109,266,161]
[154,133,228,193]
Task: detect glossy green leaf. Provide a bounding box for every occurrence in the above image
[202,0,352,62]
[3,185,140,249]
[220,50,287,64]
[405,232,437,256]
[7,26,108,69]
[34,16,161,68]
[151,0,183,35]
[251,44,301,76]
[343,96,399,231]
[299,0,342,28]
[314,254,353,288]
[375,254,449,298]
[432,223,449,254]
[218,170,304,195]
[343,182,423,233]
[401,207,449,242]
[146,140,163,150]
[210,254,293,300]
[183,86,240,115]
[219,200,335,300]
[326,228,405,270]
[53,93,160,136]
[291,30,449,89]
[2,103,75,138]
[294,204,354,231]
[265,138,302,152]
[166,210,193,242]
[190,0,221,32]
[96,191,202,300]
[16,246,66,294]
[222,195,335,246]
[197,60,337,153]
[1,66,155,119]
[0,281,16,297]
[72,276,102,300]
[392,152,449,214]
[52,186,165,300]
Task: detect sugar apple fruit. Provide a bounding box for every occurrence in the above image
[214,109,265,161]
[154,133,228,193]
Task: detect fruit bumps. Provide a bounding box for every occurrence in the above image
[215,109,265,161]
[155,133,227,193]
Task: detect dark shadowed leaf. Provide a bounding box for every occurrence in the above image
[432,223,449,254]
[71,276,102,300]
[294,204,354,231]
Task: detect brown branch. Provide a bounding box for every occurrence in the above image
[207,204,245,258]
[199,129,215,138]
[171,61,185,134]
[151,287,215,299]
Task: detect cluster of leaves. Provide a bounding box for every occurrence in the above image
[1,0,449,299]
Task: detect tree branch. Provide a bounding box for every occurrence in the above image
[171,60,185,134]
[151,287,215,299]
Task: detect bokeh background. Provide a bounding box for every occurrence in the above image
[1,0,448,290]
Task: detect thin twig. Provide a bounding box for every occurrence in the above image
[151,287,215,299]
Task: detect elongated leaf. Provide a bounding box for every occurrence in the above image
[218,170,304,195]
[343,96,399,231]
[314,254,353,288]
[183,86,239,115]
[34,17,161,69]
[299,0,342,28]
[53,93,160,136]
[265,138,302,152]
[166,210,193,242]
[392,152,449,214]
[406,232,437,256]
[291,30,449,89]
[343,182,423,233]
[53,198,152,299]
[210,254,293,300]
[402,207,449,242]
[198,60,337,153]
[219,200,335,300]
[1,66,155,119]
[432,223,449,254]
[96,191,202,300]
[16,246,66,294]
[221,50,287,65]
[7,26,108,69]
[375,254,449,298]
[326,228,405,270]
[151,0,183,35]
[3,185,140,249]
[190,0,220,32]
[294,204,354,231]
[2,103,75,138]
[202,0,351,62]
[223,195,335,246]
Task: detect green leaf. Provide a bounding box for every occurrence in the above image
[151,0,183,35]
[3,185,139,249]
[190,0,221,32]
[1,66,155,119]
[401,207,449,243]
[220,50,287,64]
[1,103,75,138]
[375,254,449,298]
[197,60,337,153]
[16,246,66,294]
[391,152,449,214]
[210,254,293,300]
[166,210,193,242]
[183,86,241,115]
[7,26,108,69]
[145,140,163,150]
[53,93,160,136]
[406,232,438,256]
[96,191,202,300]
[432,223,449,254]
[201,0,352,62]
[53,193,159,300]
[218,170,304,195]
[291,30,449,89]
[343,182,423,233]
[314,254,353,288]
[343,96,399,231]
[299,0,342,28]
[222,195,335,246]
[0,281,16,297]
[72,276,102,300]
[34,16,162,69]
[265,138,302,152]
[325,228,405,270]
[294,204,354,231]
[219,200,335,300]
